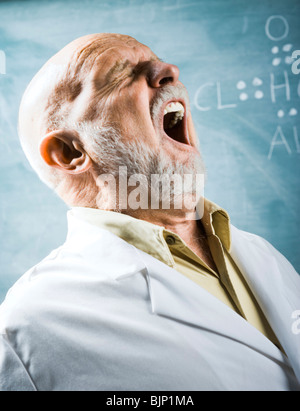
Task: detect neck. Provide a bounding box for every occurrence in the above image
[71,187,217,271]
[121,207,206,249]
[122,207,217,271]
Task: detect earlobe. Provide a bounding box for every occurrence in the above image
[40,130,92,174]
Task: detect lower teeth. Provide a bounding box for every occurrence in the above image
[168,114,183,128]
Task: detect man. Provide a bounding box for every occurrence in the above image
[0,33,299,391]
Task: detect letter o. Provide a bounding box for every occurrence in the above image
[265,16,289,41]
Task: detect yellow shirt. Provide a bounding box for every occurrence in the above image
[71,198,281,350]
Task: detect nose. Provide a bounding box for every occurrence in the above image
[146,61,180,88]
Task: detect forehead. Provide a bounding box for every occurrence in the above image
[92,39,157,72]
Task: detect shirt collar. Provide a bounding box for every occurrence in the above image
[69,207,168,263]
[201,198,231,252]
[70,198,231,265]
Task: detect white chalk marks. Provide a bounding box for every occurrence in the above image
[277,109,285,118]
[270,70,290,102]
[265,15,289,41]
[254,90,264,99]
[252,77,263,86]
[235,77,264,101]
[236,80,246,90]
[276,108,298,119]
[289,108,298,116]
[268,126,300,160]
[271,42,294,67]
[193,14,299,160]
[193,82,237,111]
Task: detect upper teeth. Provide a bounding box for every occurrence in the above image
[164,101,184,128]
[164,101,184,116]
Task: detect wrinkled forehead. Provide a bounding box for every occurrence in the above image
[87,39,158,80]
[73,34,156,74]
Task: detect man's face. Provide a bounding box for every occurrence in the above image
[82,37,200,168]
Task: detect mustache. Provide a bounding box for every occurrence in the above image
[149,83,190,123]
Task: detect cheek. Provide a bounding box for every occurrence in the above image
[112,91,155,142]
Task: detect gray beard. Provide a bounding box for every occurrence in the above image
[78,117,205,212]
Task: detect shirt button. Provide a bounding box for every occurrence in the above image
[166,235,176,246]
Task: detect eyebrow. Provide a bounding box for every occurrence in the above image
[106,59,131,79]
[107,55,162,78]
[104,54,165,86]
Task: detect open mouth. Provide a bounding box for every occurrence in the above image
[162,100,190,146]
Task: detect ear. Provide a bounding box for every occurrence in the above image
[40,130,92,174]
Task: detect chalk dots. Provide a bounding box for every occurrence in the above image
[282,43,293,52]
[239,92,248,101]
[254,90,264,99]
[284,56,293,65]
[277,109,285,118]
[289,108,297,116]
[272,57,281,66]
[270,43,293,67]
[252,77,263,86]
[237,82,248,101]
[236,81,246,90]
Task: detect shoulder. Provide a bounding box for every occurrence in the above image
[0,233,146,334]
[230,224,272,247]
[230,224,299,280]
[0,246,63,331]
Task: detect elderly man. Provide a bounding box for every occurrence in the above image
[0,33,299,391]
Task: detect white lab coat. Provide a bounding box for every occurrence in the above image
[0,211,299,391]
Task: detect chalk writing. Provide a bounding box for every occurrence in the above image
[270,70,290,103]
[193,72,293,109]
[193,15,299,160]
[268,126,299,159]
[265,15,289,41]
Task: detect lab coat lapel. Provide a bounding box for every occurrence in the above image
[133,247,285,361]
[229,225,300,381]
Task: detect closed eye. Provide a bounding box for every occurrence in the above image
[105,59,131,82]
[132,56,164,78]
